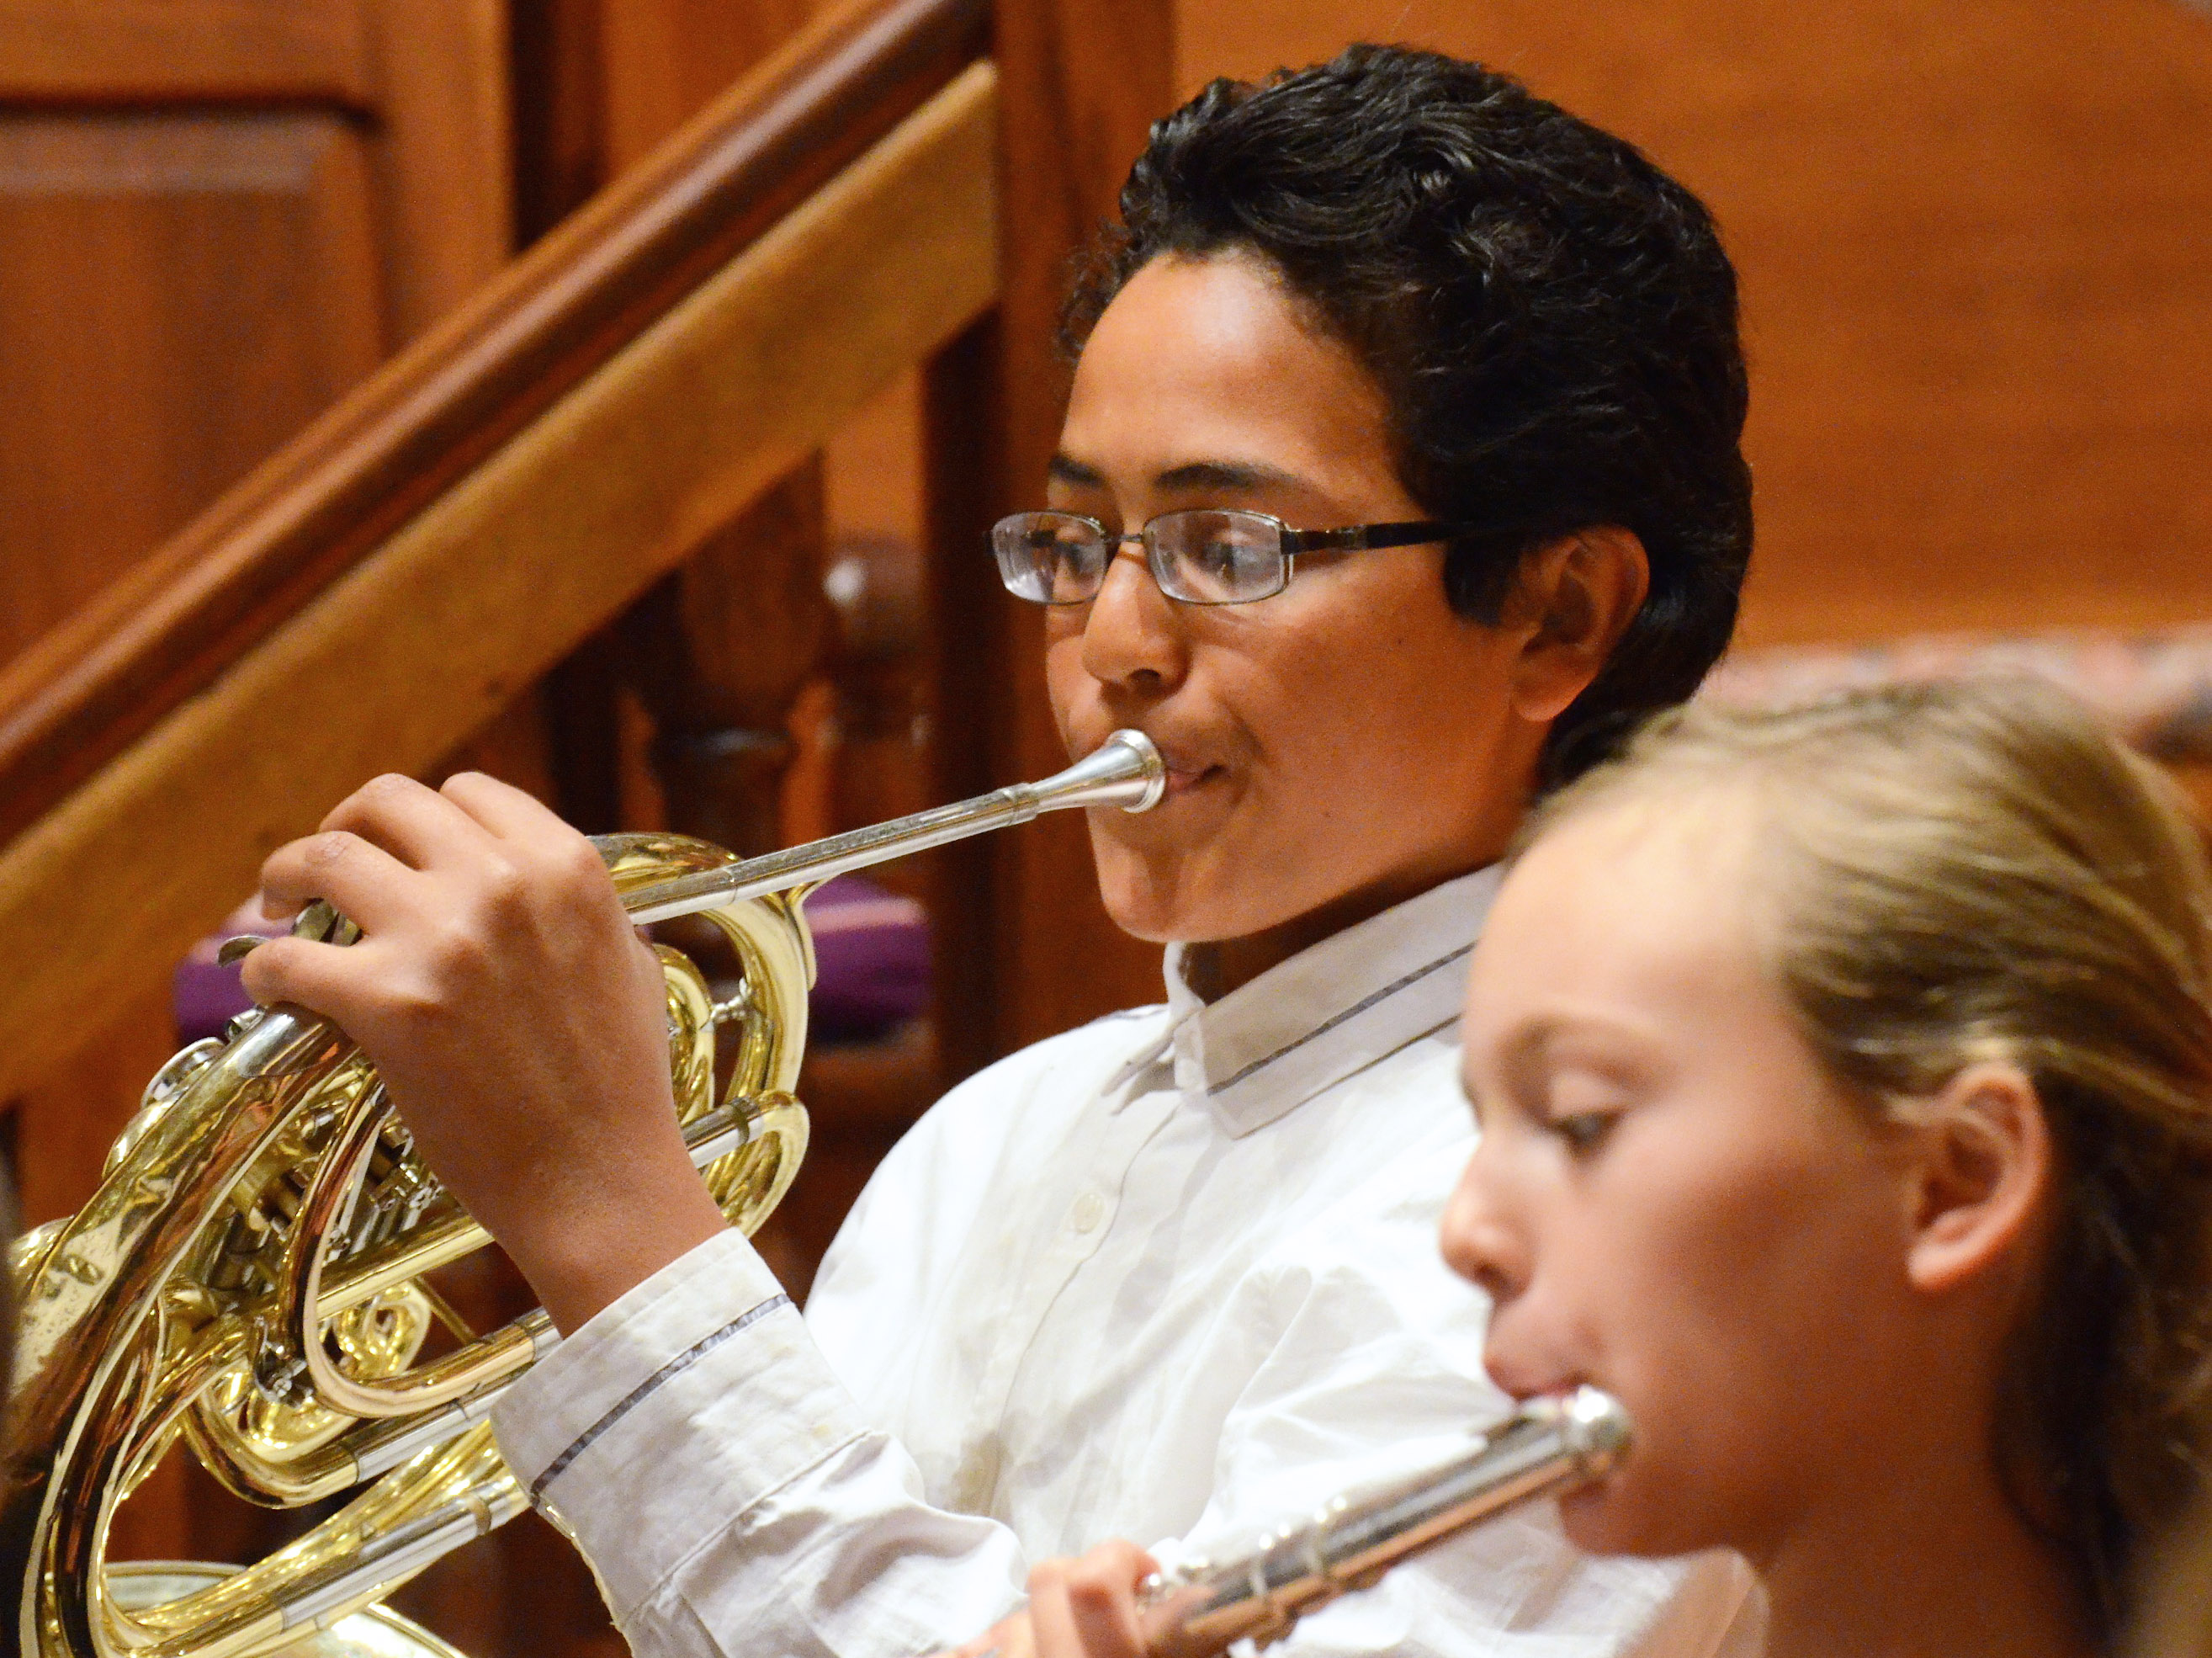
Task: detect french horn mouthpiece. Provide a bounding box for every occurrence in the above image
[1033,729,1167,816]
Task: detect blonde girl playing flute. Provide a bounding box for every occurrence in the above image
[970,678,2212,1658]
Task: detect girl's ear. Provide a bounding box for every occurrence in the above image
[1505,527,1651,724]
[1904,1062,2056,1295]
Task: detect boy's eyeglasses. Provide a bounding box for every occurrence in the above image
[990,509,1484,607]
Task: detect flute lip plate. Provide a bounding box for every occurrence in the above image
[1562,1384,1634,1467]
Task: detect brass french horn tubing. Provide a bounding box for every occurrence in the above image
[4,730,1163,1658]
[1139,1387,1633,1658]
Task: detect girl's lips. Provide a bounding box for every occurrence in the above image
[1483,1349,1589,1403]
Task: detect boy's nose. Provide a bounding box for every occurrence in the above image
[1079,545,1189,692]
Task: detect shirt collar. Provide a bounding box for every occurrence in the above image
[1106,865,1502,1137]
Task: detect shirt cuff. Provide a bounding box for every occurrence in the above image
[491,1228,873,1617]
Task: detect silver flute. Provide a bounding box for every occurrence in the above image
[1138,1387,1632,1657]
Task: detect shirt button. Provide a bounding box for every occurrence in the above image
[1070,1192,1107,1234]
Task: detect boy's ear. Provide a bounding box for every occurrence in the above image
[1506,526,1650,724]
[1903,1062,2056,1296]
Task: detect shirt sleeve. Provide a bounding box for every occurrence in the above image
[491,1228,1029,1658]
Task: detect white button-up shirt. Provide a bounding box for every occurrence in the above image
[492,869,1753,1658]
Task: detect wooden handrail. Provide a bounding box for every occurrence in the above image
[0,53,999,1101]
[0,0,987,851]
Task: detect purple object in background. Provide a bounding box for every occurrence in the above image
[172,876,933,1049]
[801,875,932,1041]
[172,901,285,1047]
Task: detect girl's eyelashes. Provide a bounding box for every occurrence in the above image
[1478,1041,1647,1146]
[1546,1109,1621,1156]
[1538,1065,1636,1156]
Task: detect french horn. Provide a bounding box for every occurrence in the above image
[3,730,1165,1658]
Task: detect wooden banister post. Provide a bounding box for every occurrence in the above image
[823,530,931,837]
[920,0,1177,1081]
[626,460,832,856]
[920,319,1008,1086]
[625,463,838,1305]
[543,0,843,856]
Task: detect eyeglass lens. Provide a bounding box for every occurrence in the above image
[992,513,1110,603]
[990,510,1290,606]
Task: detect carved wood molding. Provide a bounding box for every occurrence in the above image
[0,1,377,104]
[0,0,987,851]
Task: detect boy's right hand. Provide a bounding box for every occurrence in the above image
[241,770,731,1334]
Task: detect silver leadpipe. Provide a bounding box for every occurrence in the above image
[1139,1388,1632,1658]
[626,727,1166,926]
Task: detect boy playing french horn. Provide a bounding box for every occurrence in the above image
[247,45,1758,1658]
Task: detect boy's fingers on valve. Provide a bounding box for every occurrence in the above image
[237,930,380,1020]
[255,830,421,933]
[440,768,588,848]
[318,773,496,869]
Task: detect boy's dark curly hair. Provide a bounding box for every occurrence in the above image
[1062,45,1753,779]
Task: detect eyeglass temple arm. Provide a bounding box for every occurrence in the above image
[1281,520,1492,554]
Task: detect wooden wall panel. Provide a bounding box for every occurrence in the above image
[0,111,385,663]
[0,1,373,101]
[364,0,513,338]
[0,0,512,678]
[1175,0,2212,650]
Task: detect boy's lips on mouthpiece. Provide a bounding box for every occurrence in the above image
[1111,732,1222,799]
[1161,763,1220,798]
[1078,729,1223,803]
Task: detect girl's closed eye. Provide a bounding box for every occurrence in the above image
[1549,1109,1618,1155]
[1541,1070,1632,1156]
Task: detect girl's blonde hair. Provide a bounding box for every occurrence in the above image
[1525,677,2212,1639]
